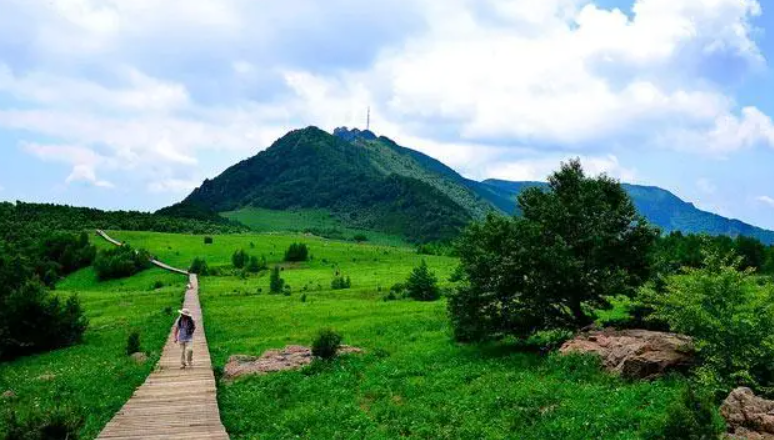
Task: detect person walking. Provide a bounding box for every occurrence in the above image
[174,308,196,369]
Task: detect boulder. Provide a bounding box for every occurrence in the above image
[559,328,694,379]
[223,345,363,380]
[721,387,774,439]
[130,352,148,364]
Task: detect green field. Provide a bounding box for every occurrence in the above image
[0,267,184,438]
[1,231,686,439]
[222,207,408,246]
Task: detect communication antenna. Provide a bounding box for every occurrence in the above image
[366,106,371,131]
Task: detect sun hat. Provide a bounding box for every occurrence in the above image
[178,308,192,317]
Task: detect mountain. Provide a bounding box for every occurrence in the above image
[483,179,774,244]
[175,127,478,242]
[168,126,774,244]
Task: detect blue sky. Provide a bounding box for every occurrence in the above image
[3,0,774,229]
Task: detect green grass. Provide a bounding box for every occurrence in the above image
[103,231,686,439]
[0,266,185,438]
[222,207,408,246]
[2,230,688,439]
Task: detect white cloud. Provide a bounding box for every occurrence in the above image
[485,154,637,183]
[23,143,115,188]
[1,0,772,201]
[697,178,717,194]
[756,196,774,208]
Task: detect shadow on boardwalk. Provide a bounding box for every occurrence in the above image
[95,231,228,440]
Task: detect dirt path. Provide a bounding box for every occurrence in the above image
[95,231,229,440]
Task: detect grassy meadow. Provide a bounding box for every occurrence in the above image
[2,229,687,439]
[0,266,184,438]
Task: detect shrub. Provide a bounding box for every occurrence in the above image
[232,249,248,269]
[38,231,96,276]
[641,386,725,440]
[406,260,440,301]
[269,266,285,293]
[93,245,152,281]
[126,331,141,355]
[641,253,774,395]
[449,160,657,342]
[301,294,307,303]
[246,255,267,273]
[204,236,213,244]
[284,243,309,262]
[153,280,164,290]
[189,257,209,276]
[312,328,342,360]
[353,234,368,243]
[331,275,351,290]
[3,405,84,440]
[0,280,88,361]
[162,306,173,316]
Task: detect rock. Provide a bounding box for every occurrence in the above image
[37,373,56,381]
[721,387,774,439]
[223,345,363,380]
[558,328,694,379]
[130,352,148,364]
[2,390,15,399]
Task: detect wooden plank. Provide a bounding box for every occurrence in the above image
[95,231,229,440]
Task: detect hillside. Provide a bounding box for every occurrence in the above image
[177,127,473,243]
[484,179,774,244]
[168,125,774,244]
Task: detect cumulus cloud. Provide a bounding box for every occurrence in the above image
[756,196,774,208]
[485,154,637,182]
[23,143,115,188]
[0,0,771,199]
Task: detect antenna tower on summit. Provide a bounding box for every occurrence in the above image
[367,107,371,131]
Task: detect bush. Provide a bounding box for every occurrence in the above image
[284,243,309,262]
[353,234,368,243]
[269,266,285,293]
[126,331,141,355]
[0,280,88,361]
[153,280,164,290]
[406,260,440,301]
[641,386,725,440]
[3,405,84,440]
[312,328,342,360]
[204,236,213,244]
[38,231,96,277]
[449,160,657,342]
[93,245,152,281]
[232,249,248,269]
[189,257,209,276]
[301,294,307,303]
[331,275,351,290]
[246,255,267,273]
[641,253,774,395]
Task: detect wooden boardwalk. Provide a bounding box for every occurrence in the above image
[95,231,229,440]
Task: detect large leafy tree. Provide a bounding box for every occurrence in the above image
[449,159,658,341]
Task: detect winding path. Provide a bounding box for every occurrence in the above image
[95,230,229,440]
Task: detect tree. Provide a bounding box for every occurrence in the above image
[270,266,285,293]
[448,159,658,341]
[284,243,309,262]
[232,249,248,269]
[734,235,767,271]
[640,253,774,395]
[405,260,440,301]
[246,255,266,273]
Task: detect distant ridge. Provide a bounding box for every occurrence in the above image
[166,126,774,244]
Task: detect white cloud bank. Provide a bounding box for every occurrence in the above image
[0,0,771,193]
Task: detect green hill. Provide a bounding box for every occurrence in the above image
[167,125,774,244]
[484,179,774,244]
[176,127,473,243]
